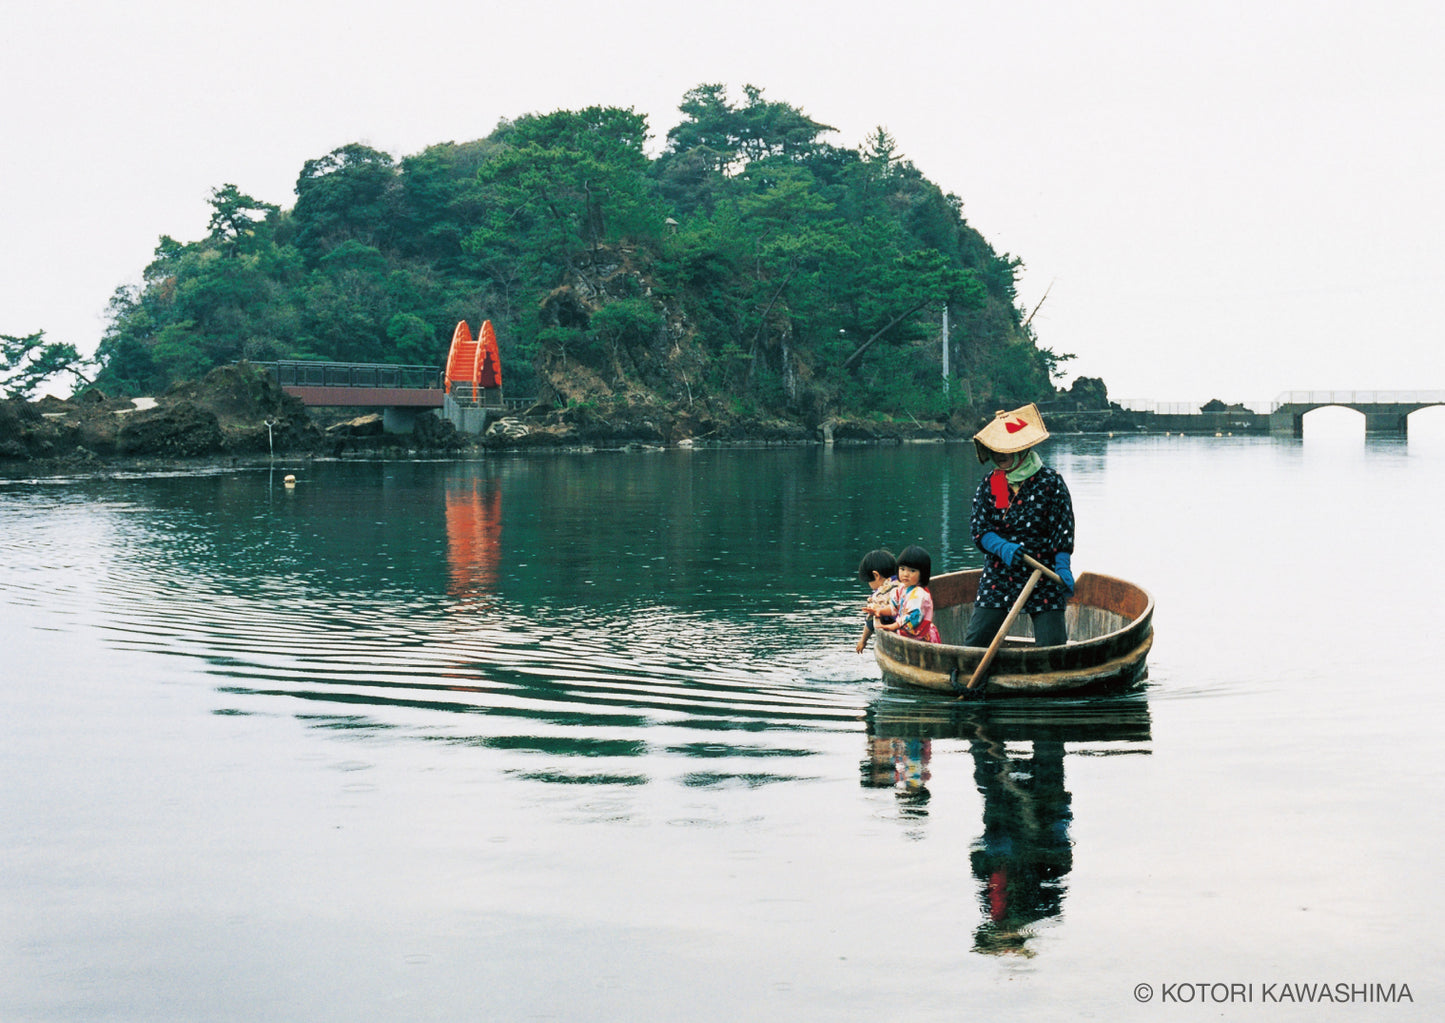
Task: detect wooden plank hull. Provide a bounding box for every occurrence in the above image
[874,569,1154,696]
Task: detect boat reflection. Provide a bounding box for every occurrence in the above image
[864,695,1152,956]
[862,733,933,810]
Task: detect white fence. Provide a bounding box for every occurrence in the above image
[1113,399,1273,415]
[1271,390,1445,407]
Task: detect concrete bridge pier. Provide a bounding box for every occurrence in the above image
[1363,410,1409,435]
[1270,410,1302,437]
[442,395,495,435]
[1270,399,1434,437]
[382,407,438,434]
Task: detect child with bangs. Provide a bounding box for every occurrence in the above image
[876,545,941,644]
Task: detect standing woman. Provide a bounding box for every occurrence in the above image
[965,404,1076,648]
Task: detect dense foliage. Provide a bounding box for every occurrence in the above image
[1,331,91,400]
[91,85,1070,422]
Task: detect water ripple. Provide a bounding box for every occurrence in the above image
[81,552,869,739]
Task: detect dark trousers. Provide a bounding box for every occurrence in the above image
[963,606,1068,648]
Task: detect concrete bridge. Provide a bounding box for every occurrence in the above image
[1269,391,1445,437]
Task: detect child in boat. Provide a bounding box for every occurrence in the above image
[855,548,900,653]
[876,545,941,644]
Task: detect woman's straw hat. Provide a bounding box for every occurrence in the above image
[972,403,1050,463]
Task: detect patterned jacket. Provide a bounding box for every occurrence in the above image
[969,465,1075,612]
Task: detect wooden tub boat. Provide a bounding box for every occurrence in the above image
[874,569,1154,696]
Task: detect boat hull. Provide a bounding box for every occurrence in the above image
[874,569,1154,696]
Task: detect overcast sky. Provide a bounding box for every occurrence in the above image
[4,0,1442,404]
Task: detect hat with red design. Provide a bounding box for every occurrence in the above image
[972,403,1050,463]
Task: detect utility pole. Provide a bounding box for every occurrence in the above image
[941,305,950,394]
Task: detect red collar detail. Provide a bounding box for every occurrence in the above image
[990,470,1010,509]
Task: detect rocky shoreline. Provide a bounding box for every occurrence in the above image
[0,364,964,476]
[1,365,1260,478]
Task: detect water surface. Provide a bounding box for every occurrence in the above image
[2,434,1440,1021]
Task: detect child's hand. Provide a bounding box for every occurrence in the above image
[855,636,867,654]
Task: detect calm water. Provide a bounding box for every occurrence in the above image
[3,427,1443,1021]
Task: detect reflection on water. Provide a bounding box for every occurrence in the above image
[445,475,502,606]
[5,437,1443,1020]
[865,695,1152,956]
[968,733,1072,957]
[22,463,871,797]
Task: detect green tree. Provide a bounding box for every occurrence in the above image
[399,139,500,265]
[1,330,92,399]
[301,241,393,362]
[386,313,439,365]
[293,144,399,261]
[840,248,981,371]
[469,107,662,278]
[207,184,279,257]
[665,83,835,172]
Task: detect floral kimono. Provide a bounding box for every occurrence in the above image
[891,583,941,643]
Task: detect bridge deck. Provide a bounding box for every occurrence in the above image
[280,385,447,408]
[259,360,453,408]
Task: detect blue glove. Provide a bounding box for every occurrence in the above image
[980,531,1024,568]
[1053,552,1075,594]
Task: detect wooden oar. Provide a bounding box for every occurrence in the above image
[962,554,1065,694]
[1019,552,1065,586]
[964,568,1042,692]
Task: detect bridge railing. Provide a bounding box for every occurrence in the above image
[1271,390,1445,409]
[261,361,443,390]
[445,383,505,409]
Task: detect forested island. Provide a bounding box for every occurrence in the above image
[4,84,1130,462]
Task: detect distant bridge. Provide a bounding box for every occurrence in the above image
[1268,391,1445,436]
[1111,391,1443,437]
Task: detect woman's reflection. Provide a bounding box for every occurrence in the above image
[968,731,1071,956]
[863,697,1150,956]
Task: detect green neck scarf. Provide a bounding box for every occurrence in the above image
[1006,449,1043,485]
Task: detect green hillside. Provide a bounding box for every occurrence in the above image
[92,84,1073,427]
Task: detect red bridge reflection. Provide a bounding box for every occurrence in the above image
[445,478,502,607]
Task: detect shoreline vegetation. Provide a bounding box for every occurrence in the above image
[1,362,1268,478]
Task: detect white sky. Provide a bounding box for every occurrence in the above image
[4,0,1443,404]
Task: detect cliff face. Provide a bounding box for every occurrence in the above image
[525,246,878,437]
[529,247,694,411]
